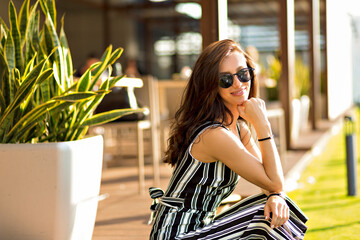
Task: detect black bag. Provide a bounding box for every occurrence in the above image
[95,87,146,122]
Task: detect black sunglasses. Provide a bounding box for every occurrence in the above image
[219,68,254,88]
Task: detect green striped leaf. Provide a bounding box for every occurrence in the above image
[6,100,57,142]
[32,11,40,51]
[92,45,112,77]
[64,82,77,94]
[0,21,8,49]
[40,0,56,30]
[0,50,9,91]
[9,1,23,73]
[88,54,112,91]
[4,33,15,104]
[51,92,96,102]
[0,53,10,107]
[76,67,91,92]
[0,58,46,128]
[108,47,124,66]
[12,67,20,92]
[24,121,44,143]
[19,0,30,47]
[99,79,110,91]
[109,75,124,88]
[0,111,14,141]
[4,28,15,71]
[60,16,73,82]
[63,104,79,140]
[47,0,57,30]
[40,78,50,102]
[81,108,144,127]
[45,14,65,91]
[36,68,53,103]
[75,84,109,124]
[52,61,61,90]
[20,58,45,88]
[25,33,35,66]
[67,88,110,130]
[44,12,60,56]
[0,90,5,114]
[0,17,9,32]
[72,125,89,140]
[36,68,53,85]
[76,62,100,92]
[23,53,37,78]
[24,1,40,64]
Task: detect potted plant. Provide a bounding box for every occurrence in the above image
[264,54,281,102]
[0,0,142,239]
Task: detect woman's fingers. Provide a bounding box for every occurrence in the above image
[271,203,284,228]
[270,205,279,228]
[265,196,290,228]
[237,98,266,122]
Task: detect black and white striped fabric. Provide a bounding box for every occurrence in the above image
[149,122,307,240]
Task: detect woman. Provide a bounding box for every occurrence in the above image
[149,39,307,239]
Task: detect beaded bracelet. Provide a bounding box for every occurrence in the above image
[258,135,273,142]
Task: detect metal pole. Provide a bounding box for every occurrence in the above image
[345,115,358,196]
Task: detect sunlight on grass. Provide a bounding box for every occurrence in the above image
[287,108,360,240]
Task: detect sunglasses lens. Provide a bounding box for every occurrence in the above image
[219,75,233,88]
[237,69,252,82]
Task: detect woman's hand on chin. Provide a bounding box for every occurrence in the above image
[237,98,268,127]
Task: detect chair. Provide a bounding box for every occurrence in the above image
[156,80,188,154]
[89,76,161,194]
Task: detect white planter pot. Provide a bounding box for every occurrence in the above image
[300,95,310,131]
[291,98,301,141]
[291,96,310,142]
[0,135,104,240]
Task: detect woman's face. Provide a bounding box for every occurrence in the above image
[218,51,251,111]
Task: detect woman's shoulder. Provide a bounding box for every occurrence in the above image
[191,121,226,138]
[198,121,225,129]
[193,122,232,143]
[189,122,233,163]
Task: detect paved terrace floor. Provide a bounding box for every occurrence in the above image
[92,119,339,240]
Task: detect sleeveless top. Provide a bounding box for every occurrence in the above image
[149,122,240,239]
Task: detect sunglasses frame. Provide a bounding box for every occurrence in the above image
[219,67,255,89]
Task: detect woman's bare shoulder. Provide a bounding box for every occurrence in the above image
[191,125,235,163]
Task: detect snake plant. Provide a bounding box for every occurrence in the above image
[0,0,142,143]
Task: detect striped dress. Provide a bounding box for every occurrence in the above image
[149,122,307,240]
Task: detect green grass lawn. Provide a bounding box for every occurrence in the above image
[288,108,360,239]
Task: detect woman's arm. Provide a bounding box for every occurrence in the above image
[238,121,269,195]
[239,122,289,228]
[192,98,284,193]
[237,98,284,192]
[193,126,282,192]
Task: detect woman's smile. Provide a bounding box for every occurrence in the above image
[231,88,247,96]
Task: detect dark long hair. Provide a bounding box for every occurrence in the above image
[164,39,259,166]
